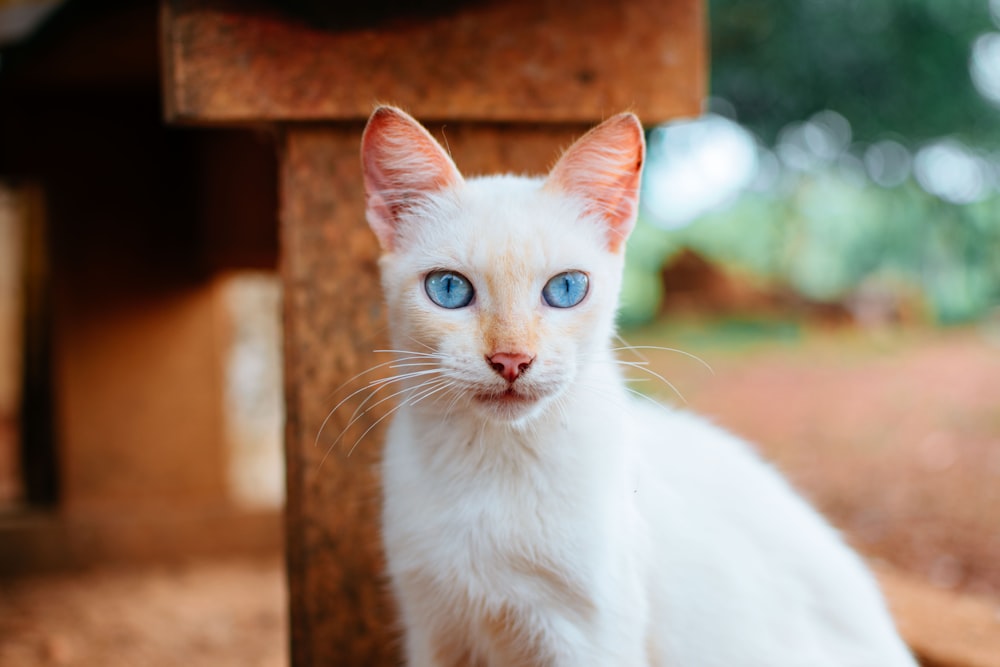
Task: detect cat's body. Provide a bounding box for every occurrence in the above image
[361,107,916,667]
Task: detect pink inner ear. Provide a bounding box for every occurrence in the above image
[545,113,645,253]
[361,106,463,250]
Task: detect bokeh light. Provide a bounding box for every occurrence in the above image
[642,114,757,229]
[970,32,1000,106]
[776,110,852,173]
[864,140,912,188]
[913,139,994,204]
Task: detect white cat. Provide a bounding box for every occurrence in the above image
[360,106,917,667]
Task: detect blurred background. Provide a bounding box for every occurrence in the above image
[0,0,998,665]
[628,0,1000,328]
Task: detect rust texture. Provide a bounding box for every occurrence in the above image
[162,0,704,124]
[280,124,592,666]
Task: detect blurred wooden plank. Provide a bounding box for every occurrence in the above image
[161,0,704,124]
[877,566,1000,667]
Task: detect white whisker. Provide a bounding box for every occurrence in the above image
[333,375,446,451]
[610,343,714,375]
[613,360,686,404]
[442,387,468,420]
[621,385,675,411]
[374,348,445,358]
[321,355,407,401]
[347,379,456,457]
[319,377,452,468]
[314,366,444,449]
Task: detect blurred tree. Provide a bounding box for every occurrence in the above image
[625,0,1000,327]
[711,0,1000,146]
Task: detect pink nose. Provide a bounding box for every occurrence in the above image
[487,352,535,383]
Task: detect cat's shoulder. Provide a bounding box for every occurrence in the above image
[626,398,800,499]
[627,398,761,461]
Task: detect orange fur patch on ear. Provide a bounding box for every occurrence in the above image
[545,113,645,253]
[361,106,463,250]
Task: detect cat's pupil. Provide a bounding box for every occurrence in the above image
[425,270,474,309]
[542,271,588,308]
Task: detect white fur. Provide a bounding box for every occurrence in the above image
[366,111,917,667]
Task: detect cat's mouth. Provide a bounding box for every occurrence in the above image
[471,384,554,423]
[473,387,536,406]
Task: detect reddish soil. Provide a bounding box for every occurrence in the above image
[1,325,998,666]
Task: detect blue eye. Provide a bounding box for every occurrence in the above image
[424,270,474,309]
[542,271,589,308]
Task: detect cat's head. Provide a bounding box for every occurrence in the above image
[361,106,644,425]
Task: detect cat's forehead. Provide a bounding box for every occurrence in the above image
[413,174,607,268]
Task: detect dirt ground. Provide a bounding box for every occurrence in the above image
[1,324,998,666]
[0,558,287,667]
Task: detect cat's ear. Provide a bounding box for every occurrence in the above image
[361,106,463,250]
[545,113,645,253]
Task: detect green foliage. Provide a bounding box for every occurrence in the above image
[619,218,682,326]
[619,0,1000,327]
[624,170,1000,325]
[710,0,1000,146]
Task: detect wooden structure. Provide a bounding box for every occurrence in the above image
[0,1,281,573]
[161,0,704,663]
